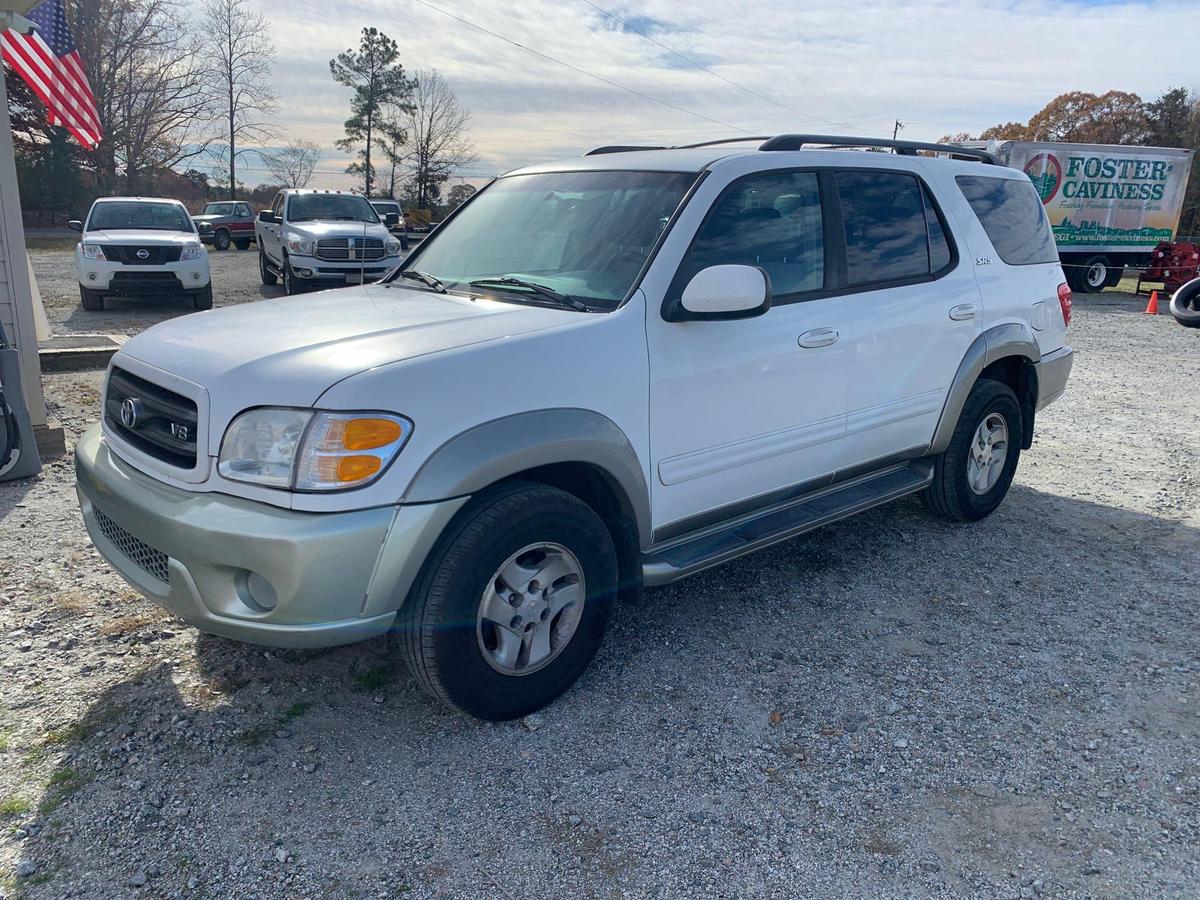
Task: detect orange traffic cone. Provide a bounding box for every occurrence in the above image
[1144,290,1159,315]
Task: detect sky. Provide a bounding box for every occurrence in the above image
[224,0,1200,190]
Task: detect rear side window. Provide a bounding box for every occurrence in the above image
[835,171,947,286]
[681,171,825,298]
[955,175,1059,265]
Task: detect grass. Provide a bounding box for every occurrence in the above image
[100,611,167,638]
[39,768,90,816]
[0,797,32,818]
[351,664,393,693]
[236,701,312,746]
[0,729,11,752]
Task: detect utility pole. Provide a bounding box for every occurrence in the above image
[893,119,904,140]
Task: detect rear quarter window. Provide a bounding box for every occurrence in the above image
[956,175,1059,266]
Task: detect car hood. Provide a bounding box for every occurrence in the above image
[191,215,226,224]
[282,221,391,239]
[83,229,199,245]
[115,284,578,431]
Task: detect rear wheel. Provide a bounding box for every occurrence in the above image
[258,248,277,285]
[1077,255,1110,293]
[235,238,251,251]
[212,230,231,251]
[397,482,618,720]
[922,379,1022,522]
[79,285,105,311]
[1171,277,1200,328]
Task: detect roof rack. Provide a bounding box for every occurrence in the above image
[759,134,999,164]
[585,134,999,164]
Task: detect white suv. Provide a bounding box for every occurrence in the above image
[70,197,212,311]
[76,135,1073,720]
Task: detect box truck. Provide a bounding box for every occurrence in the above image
[968,141,1193,293]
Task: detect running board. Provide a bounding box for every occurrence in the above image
[642,461,933,587]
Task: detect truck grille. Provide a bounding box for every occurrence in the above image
[315,237,385,261]
[105,367,198,468]
[104,245,183,265]
[93,507,169,583]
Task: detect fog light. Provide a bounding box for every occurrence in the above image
[237,570,278,611]
[192,272,201,281]
[87,272,97,281]
[300,268,313,278]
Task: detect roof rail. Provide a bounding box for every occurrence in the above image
[758,134,999,164]
[676,136,773,149]
[585,145,668,156]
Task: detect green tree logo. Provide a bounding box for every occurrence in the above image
[1024,153,1062,205]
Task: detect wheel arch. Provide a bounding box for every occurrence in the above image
[931,323,1040,454]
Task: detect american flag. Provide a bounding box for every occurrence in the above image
[2,0,102,149]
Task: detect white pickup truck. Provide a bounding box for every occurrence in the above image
[77,135,1073,721]
[254,189,404,294]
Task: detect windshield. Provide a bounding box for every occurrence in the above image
[288,194,379,223]
[203,202,237,216]
[405,170,696,307]
[371,201,400,215]
[87,201,193,232]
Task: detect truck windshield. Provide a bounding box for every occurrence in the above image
[88,201,193,232]
[288,194,379,223]
[371,202,400,215]
[203,203,236,216]
[404,170,696,308]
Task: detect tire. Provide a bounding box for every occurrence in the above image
[1170,277,1200,328]
[212,230,231,251]
[397,481,618,721]
[258,248,277,285]
[922,379,1022,523]
[79,285,105,311]
[190,285,213,310]
[235,239,251,251]
[282,257,302,295]
[1077,255,1110,293]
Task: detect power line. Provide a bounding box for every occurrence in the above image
[407,0,753,137]
[580,0,829,125]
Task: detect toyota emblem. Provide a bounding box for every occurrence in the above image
[120,397,143,429]
[136,248,150,259]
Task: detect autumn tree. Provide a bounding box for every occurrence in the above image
[401,70,477,210]
[329,28,415,197]
[201,0,277,200]
[446,183,477,209]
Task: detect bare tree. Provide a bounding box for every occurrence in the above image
[401,70,477,210]
[67,0,216,192]
[261,140,322,188]
[201,0,277,199]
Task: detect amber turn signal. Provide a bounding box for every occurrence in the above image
[341,418,405,450]
[336,455,383,482]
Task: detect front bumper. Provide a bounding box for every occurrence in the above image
[75,425,465,648]
[78,257,211,293]
[288,254,398,284]
[1034,346,1073,410]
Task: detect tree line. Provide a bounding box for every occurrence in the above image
[4,1,476,224]
[940,88,1200,236]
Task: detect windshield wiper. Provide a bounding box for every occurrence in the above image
[397,270,447,293]
[468,277,591,312]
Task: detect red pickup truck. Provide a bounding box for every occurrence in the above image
[193,201,256,251]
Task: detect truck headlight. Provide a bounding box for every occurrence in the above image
[385,239,402,257]
[287,238,315,256]
[180,243,205,261]
[218,408,412,491]
[80,243,107,260]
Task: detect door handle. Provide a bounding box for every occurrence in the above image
[949,303,978,321]
[798,327,839,349]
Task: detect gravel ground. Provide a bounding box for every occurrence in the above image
[2,278,1199,898]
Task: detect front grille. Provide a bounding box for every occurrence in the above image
[94,507,169,583]
[315,237,385,261]
[105,367,198,468]
[104,245,183,265]
[109,271,181,294]
[316,267,387,275]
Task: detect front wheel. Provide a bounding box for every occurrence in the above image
[397,482,618,721]
[190,285,213,310]
[1170,277,1200,328]
[79,285,105,311]
[281,258,302,295]
[922,379,1022,522]
[212,230,231,251]
[258,248,277,285]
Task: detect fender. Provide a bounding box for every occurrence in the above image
[402,408,652,546]
[930,323,1040,454]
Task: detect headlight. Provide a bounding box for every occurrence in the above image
[80,243,107,260]
[287,238,314,255]
[385,240,402,257]
[180,243,205,261]
[218,408,412,491]
[197,222,213,231]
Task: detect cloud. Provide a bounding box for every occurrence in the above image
[228,0,1200,188]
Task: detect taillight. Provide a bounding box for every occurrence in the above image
[1057,282,1072,327]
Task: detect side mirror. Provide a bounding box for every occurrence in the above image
[384,212,400,227]
[68,220,83,232]
[678,265,771,320]
[257,210,276,223]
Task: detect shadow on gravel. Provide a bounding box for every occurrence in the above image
[14,483,1200,897]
